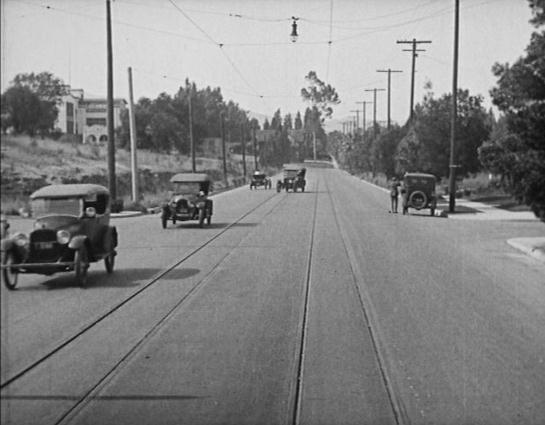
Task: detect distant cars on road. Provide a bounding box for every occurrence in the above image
[249,171,272,190]
[161,173,213,229]
[277,164,306,193]
[401,172,437,216]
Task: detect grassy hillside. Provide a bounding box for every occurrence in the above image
[0,134,259,214]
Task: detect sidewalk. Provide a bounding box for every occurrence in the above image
[439,199,544,263]
[359,177,544,263]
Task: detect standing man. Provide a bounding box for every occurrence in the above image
[389,177,400,213]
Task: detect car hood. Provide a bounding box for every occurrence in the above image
[33,215,81,231]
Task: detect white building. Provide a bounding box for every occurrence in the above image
[55,88,127,143]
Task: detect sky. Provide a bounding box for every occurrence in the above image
[0,0,536,131]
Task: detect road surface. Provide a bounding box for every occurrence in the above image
[2,166,544,424]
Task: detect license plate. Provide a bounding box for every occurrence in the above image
[35,242,54,249]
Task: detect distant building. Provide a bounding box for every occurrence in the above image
[55,87,127,143]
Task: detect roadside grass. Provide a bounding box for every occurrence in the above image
[1,134,261,216]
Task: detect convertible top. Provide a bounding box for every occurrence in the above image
[282,163,305,170]
[30,184,109,199]
[170,173,212,183]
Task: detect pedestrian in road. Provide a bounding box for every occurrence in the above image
[389,177,400,213]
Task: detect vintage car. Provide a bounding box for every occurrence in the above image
[249,171,272,189]
[1,184,118,289]
[161,173,213,229]
[401,172,437,216]
[276,164,306,193]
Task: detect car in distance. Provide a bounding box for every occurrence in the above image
[1,184,118,289]
[161,173,213,229]
[401,172,437,216]
[276,164,306,193]
[249,171,272,189]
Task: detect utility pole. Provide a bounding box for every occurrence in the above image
[188,89,195,172]
[364,88,385,138]
[350,109,360,134]
[448,0,460,213]
[356,100,372,140]
[397,38,431,121]
[377,68,403,129]
[106,0,116,200]
[252,122,258,170]
[127,67,138,202]
[220,112,227,186]
[241,123,247,178]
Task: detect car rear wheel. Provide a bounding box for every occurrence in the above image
[75,245,89,287]
[2,251,18,290]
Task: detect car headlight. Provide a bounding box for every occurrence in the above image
[14,232,29,247]
[56,230,71,245]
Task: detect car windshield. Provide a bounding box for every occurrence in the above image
[173,182,201,194]
[32,197,82,217]
[284,170,299,178]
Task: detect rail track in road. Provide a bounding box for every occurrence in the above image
[0,191,283,394]
[316,174,404,425]
[2,170,404,425]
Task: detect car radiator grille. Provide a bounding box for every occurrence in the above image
[29,229,61,262]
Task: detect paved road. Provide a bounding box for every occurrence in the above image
[1,167,544,424]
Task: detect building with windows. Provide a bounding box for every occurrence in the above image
[55,88,127,143]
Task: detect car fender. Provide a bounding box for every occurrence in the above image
[69,235,88,250]
[1,238,14,252]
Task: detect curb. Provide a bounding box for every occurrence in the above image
[507,238,545,263]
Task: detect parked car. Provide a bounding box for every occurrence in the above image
[1,184,118,289]
[401,172,437,216]
[250,171,272,189]
[162,173,213,229]
[276,164,306,192]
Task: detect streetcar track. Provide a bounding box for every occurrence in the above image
[55,194,289,424]
[0,191,283,390]
[291,179,320,425]
[323,172,406,425]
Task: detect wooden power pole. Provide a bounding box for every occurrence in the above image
[376,68,403,129]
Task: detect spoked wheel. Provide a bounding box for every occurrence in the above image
[2,251,19,290]
[75,245,89,287]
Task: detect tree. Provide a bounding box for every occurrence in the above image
[1,86,42,135]
[2,72,68,135]
[484,0,545,221]
[410,89,491,177]
[301,71,340,157]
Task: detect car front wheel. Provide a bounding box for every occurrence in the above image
[75,245,89,287]
[104,249,115,273]
[198,209,205,228]
[2,251,18,290]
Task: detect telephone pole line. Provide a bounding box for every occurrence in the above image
[377,68,403,129]
[356,101,372,140]
[106,0,116,200]
[397,38,432,121]
[127,67,138,202]
[448,0,460,213]
[349,109,360,133]
[364,88,385,137]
